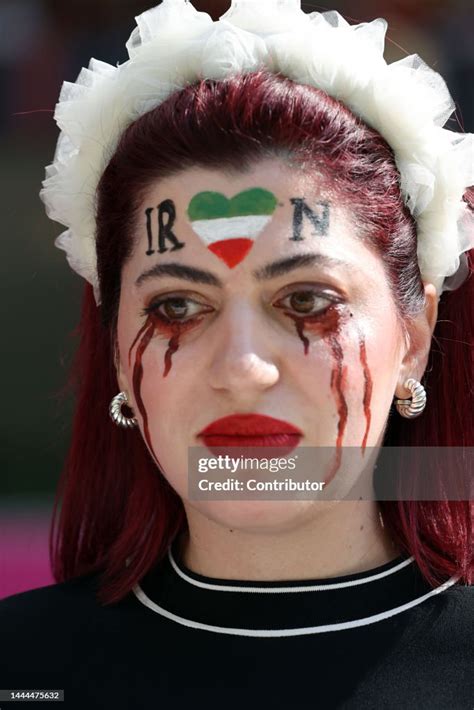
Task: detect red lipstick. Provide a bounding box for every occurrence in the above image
[197,413,303,457]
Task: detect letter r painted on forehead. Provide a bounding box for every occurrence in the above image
[145,199,185,256]
[290,199,330,241]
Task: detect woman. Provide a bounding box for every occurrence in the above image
[1,2,472,708]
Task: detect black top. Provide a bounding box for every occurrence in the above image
[0,540,473,709]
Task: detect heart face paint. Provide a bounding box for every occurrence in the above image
[144,192,331,271]
[187,188,278,268]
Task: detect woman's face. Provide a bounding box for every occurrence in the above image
[116,158,427,529]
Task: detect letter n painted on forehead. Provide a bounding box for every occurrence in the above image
[289,199,330,241]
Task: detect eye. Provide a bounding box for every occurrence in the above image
[142,296,213,323]
[273,288,336,317]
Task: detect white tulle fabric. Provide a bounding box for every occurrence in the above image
[40,0,474,304]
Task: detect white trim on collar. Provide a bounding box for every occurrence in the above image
[132,574,460,637]
[168,547,416,593]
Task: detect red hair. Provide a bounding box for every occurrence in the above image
[49,72,473,603]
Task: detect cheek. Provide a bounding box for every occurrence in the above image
[127,315,201,378]
[292,318,399,486]
[122,313,203,465]
[344,321,400,475]
[131,340,201,497]
[289,313,399,444]
[117,309,191,469]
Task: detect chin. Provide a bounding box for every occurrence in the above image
[191,499,315,534]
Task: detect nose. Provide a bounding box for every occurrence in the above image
[207,299,280,398]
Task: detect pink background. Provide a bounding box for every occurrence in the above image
[0,510,55,600]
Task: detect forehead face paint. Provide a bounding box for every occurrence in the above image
[186,188,278,268]
[145,199,186,256]
[289,198,330,241]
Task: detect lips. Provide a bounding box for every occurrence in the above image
[197,413,303,457]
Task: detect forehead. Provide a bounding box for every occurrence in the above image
[127,158,385,292]
[151,159,319,204]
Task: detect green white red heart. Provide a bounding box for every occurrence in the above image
[187,188,278,268]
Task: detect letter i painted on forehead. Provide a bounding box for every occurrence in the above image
[145,199,185,256]
[289,199,330,241]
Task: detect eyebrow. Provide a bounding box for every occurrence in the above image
[135,252,354,289]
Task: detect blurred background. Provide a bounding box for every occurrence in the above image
[1,0,473,598]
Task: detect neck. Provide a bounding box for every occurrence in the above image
[178,501,401,581]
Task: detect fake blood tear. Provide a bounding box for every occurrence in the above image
[163,329,181,377]
[358,332,373,451]
[324,335,349,485]
[128,314,201,464]
[281,307,349,485]
[130,319,160,464]
[128,321,149,368]
[289,315,310,355]
[283,307,343,356]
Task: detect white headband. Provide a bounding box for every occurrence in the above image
[40,0,474,304]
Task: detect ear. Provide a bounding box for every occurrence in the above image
[395,282,438,399]
[113,334,135,407]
